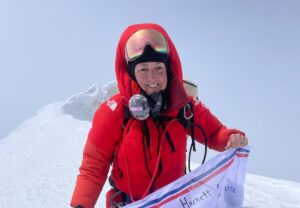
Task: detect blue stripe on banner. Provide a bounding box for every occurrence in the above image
[138,148,248,208]
[236,148,250,153]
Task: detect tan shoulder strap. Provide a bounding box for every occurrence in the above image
[183,79,198,98]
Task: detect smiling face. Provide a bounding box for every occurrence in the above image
[134,62,168,95]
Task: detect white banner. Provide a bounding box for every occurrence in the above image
[124,147,250,208]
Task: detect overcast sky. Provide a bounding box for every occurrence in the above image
[1,0,299,182]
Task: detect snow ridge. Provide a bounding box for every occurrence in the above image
[62,81,118,121]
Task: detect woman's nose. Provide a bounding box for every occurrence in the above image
[148,68,158,79]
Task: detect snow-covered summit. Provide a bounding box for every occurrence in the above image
[62,81,118,121]
[0,83,299,208]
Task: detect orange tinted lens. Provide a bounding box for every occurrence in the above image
[125,29,169,62]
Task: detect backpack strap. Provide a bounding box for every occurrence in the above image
[123,105,131,129]
[178,102,196,172]
[178,100,209,172]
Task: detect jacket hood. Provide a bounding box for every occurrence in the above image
[115,23,189,113]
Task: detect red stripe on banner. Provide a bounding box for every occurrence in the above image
[236,153,248,158]
[151,158,235,208]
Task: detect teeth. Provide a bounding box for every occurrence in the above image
[148,84,158,88]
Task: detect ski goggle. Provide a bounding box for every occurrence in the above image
[125,29,169,63]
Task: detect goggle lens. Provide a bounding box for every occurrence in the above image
[125,29,169,62]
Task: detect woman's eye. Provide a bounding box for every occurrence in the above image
[139,68,147,72]
[156,67,163,71]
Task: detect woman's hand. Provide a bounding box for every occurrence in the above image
[225,134,248,150]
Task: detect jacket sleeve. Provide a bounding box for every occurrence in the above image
[70,100,123,208]
[188,98,245,152]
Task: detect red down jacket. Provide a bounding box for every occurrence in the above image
[70,23,244,208]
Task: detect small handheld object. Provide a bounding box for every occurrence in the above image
[129,94,150,120]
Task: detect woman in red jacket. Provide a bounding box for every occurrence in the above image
[70,23,248,208]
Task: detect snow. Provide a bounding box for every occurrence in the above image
[0,83,300,208]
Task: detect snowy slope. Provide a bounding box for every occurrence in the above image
[0,83,300,208]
